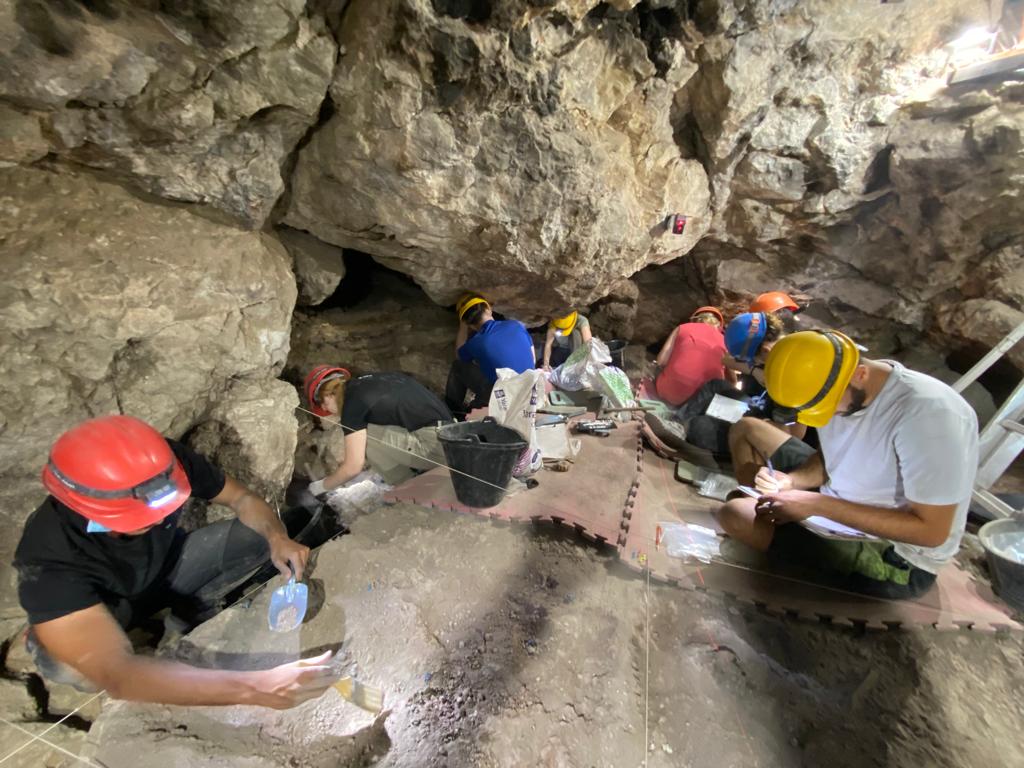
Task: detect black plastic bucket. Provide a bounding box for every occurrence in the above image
[979,518,1024,612]
[438,419,528,508]
[607,339,627,370]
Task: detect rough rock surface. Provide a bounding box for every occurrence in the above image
[277,227,347,307]
[630,256,713,347]
[294,413,348,483]
[0,166,296,480]
[676,0,1023,373]
[187,379,301,523]
[0,0,337,226]
[0,166,297,593]
[284,0,711,316]
[80,503,1024,768]
[287,269,456,396]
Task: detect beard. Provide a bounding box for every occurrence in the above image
[841,385,868,417]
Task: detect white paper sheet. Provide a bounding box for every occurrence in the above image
[705,394,749,423]
[801,516,878,541]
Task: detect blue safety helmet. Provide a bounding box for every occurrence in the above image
[725,312,768,363]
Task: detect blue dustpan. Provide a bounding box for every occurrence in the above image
[268,568,308,632]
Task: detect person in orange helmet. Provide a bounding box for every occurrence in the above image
[13,416,338,709]
[748,291,801,332]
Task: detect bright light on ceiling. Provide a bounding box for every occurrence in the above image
[946,27,996,51]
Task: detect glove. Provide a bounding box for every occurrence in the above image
[308,479,328,497]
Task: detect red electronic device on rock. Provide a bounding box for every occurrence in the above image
[667,214,687,235]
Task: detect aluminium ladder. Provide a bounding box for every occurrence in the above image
[952,320,1024,519]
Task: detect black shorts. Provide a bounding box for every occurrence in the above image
[769,437,816,473]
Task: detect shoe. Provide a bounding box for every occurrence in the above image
[645,410,687,448]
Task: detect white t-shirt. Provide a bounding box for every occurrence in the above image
[818,362,979,573]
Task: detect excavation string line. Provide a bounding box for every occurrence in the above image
[654,451,759,767]
[0,692,104,766]
[296,405,518,495]
[642,565,650,768]
[294,405,625,527]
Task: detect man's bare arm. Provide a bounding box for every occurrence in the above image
[807,496,957,548]
[33,606,337,709]
[212,477,308,579]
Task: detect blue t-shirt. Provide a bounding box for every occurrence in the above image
[458,319,535,382]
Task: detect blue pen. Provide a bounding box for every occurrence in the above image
[766,455,776,479]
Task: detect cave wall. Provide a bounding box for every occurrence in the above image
[676,0,1024,371]
[0,0,337,226]
[283,0,712,316]
[0,165,298,627]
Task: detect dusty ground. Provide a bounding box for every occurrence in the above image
[0,502,1004,768]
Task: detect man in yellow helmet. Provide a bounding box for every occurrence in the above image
[541,310,592,370]
[445,294,535,416]
[716,330,979,599]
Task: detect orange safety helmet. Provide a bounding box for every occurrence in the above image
[690,306,725,325]
[750,291,799,314]
[41,416,192,533]
[304,365,352,417]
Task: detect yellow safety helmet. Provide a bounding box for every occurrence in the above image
[550,311,578,336]
[457,293,489,321]
[764,330,860,427]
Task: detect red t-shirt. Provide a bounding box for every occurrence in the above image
[655,322,726,407]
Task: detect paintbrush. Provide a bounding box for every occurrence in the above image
[333,676,385,713]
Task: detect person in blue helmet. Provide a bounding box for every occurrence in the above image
[720,312,816,484]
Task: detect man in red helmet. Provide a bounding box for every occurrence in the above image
[13,415,339,709]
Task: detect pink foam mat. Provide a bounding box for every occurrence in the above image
[384,407,1020,632]
[622,450,1022,632]
[384,418,643,545]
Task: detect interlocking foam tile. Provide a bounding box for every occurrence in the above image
[384,418,642,545]
[620,450,1022,632]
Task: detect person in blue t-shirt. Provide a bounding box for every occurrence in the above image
[444,295,536,416]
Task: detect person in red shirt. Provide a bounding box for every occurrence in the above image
[653,306,732,407]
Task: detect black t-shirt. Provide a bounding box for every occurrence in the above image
[340,372,452,433]
[13,440,226,625]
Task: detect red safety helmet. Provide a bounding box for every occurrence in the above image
[304,365,351,417]
[750,291,799,313]
[690,306,725,325]
[41,415,191,533]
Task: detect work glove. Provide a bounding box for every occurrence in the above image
[308,479,328,498]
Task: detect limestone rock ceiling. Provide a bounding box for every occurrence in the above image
[283,0,712,314]
[1,0,1023,752]
[0,0,337,227]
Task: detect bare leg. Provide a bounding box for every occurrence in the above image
[728,417,794,485]
[715,498,776,552]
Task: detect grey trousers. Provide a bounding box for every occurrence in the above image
[366,422,449,486]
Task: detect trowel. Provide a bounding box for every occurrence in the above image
[267,565,308,632]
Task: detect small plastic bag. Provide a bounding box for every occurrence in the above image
[595,366,636,410]
[660,522,721,563]
[696,472,738,501]
[550,338,611,391]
